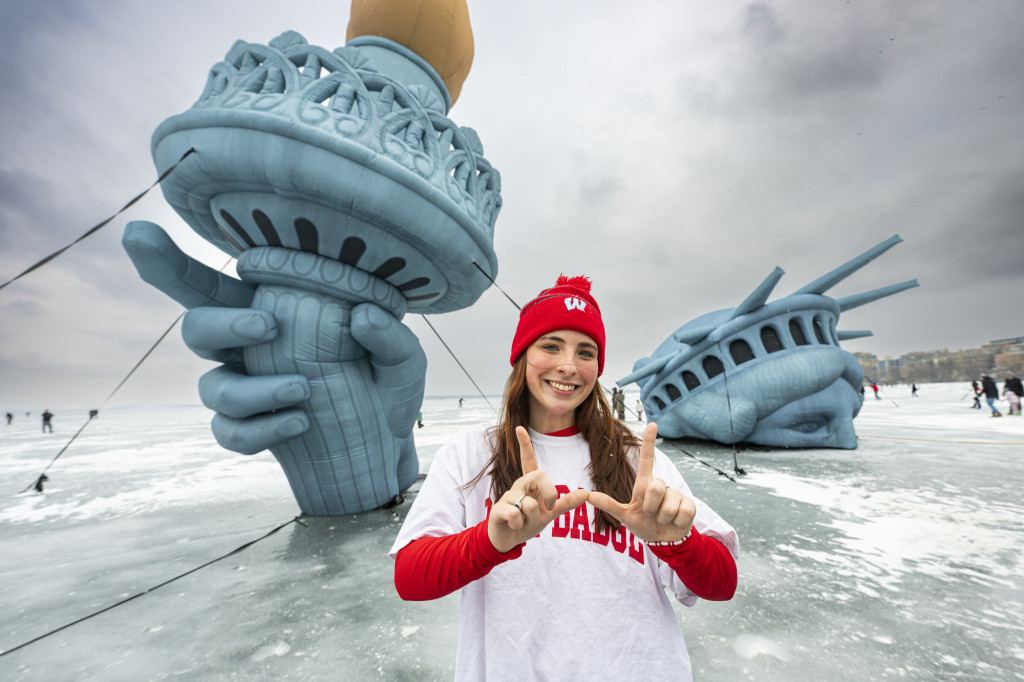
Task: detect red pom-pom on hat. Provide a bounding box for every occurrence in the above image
[510,274,606,375]
[554,275,592,293]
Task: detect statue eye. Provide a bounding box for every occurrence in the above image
[792,421,824,434]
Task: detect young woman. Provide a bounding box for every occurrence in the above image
[390,275,738,680]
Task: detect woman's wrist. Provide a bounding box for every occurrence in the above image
[647,530,692,547]
[480,519,525,559]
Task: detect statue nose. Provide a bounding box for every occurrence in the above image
[826,415,858,449]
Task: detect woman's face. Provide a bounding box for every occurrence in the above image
[524,329,599,432]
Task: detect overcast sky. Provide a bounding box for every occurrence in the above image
[1,0,1022,412]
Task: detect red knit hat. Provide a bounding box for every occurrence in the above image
[510,275,606,375]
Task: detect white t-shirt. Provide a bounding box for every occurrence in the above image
[390,423,739,681]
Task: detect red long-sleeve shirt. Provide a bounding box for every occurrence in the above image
[395,517,736,602]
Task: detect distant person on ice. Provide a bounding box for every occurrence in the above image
[1003,375,1021,416]
[970,380,982,409]
[41,409,54,433]
[612,385,626,420]
[5,412,11,425]
[871,381,881,400]
[390,275,738,681]
[911,384,918,397]
[636,399,644,422]
[980,374,1001,417]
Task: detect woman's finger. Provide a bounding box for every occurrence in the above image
[587,491,627,523]
[520,469,558,509]
[642,478,669,516]
[655,488,682,526]
[632,422,658,499]
[675,495,697,528]
[516,426,539,474]
[499,496,525,530]
[518,493,540,518]
[550,488,589,517]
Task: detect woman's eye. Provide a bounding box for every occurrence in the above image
[578,350,595,359]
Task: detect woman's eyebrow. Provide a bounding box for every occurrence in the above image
[538,334,597,350]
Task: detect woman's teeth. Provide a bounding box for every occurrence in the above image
[548,381,576,392]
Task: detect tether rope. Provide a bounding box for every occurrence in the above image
[18,311,185,494]
[0,148,196,293]
[420,315,497,413]
[602,383,740,482]
[10,146,197,492]
[658,441,739,483]
[472,261,520,310]
[716,341,747,476]
[0,515,304,657]
[19,257,233,495]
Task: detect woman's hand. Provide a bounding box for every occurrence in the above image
[488,426,590,553]
[589,422,695,543]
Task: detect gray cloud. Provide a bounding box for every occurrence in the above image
[0,0,1021,411]
[743,3,784,48]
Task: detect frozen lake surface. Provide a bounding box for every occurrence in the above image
[1,383,1022,680]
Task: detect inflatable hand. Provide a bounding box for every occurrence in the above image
[123,24,502,514]
[124,220,424,515]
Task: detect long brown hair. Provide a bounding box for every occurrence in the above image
[466,355,640,531]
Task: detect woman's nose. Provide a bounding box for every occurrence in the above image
[555,353,578,372]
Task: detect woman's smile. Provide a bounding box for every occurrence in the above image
[546,379,580,393]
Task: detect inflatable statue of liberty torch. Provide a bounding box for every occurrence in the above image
[123,1,501,514]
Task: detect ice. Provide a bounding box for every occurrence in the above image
[1,385,1022,680]
[732,633,793,661]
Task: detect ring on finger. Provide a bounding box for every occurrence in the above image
[512,494,526,512]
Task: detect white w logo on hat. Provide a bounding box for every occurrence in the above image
[564,297,587,312]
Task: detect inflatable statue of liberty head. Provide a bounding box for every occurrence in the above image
[618,236,917,449]
[123,0,501,514]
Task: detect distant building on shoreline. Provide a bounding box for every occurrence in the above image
[854,336,1024,384]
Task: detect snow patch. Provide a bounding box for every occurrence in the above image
[733,633,792,661]
[251,641,291,661]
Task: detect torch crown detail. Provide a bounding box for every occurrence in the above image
[152,30,501,314]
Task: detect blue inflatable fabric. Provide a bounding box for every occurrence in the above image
[123,28,501,515]
[618,236,918,450]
